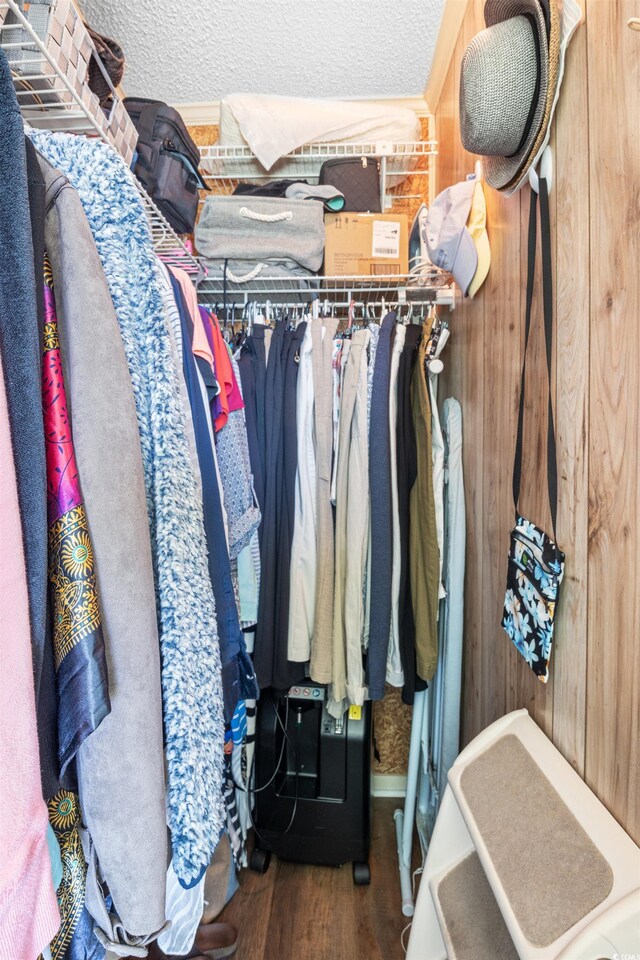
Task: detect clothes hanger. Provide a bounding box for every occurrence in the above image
[347,299,356,336]
[193,258,208,289]
[232,304,245,348]
[424,305,446,374]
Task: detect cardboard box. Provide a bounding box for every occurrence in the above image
[324,213,408,276]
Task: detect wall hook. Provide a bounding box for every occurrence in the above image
[529,145,554,195]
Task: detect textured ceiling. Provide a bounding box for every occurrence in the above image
[81,0,445,104]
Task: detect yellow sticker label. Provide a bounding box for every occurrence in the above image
[348,705,362,720]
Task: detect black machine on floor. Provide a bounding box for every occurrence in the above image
[251,683,372,885]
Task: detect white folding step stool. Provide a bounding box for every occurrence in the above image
[407,709,640,960]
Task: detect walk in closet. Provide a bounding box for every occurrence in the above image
[1,1,639,959]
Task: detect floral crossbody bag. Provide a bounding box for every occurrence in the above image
[502,179,565,682]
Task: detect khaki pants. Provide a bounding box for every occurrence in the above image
[410,321,440,681]
[329,330,370,715]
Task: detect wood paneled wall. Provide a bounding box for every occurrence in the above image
[436,0,640,842]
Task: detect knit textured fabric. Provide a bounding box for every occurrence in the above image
[30,130,225,887]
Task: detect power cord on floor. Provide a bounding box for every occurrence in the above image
[233,695,300,844]
[401,921,412,954]
[235,696,289,795]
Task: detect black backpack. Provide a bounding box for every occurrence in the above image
[124,97,207,234]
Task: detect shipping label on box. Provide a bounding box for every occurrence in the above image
[371,220,401,259]
[324,213,408,276]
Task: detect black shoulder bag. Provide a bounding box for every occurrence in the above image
[124,97,207,234]
[501,178,565,682]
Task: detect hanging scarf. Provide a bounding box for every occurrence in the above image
[42,258,107,959]
[43,258,110,776]
[41,791,102,960]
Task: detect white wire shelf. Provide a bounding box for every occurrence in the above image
[1,0,199,274]
[2,5,441,291]
[200,140,436,210]
[197,270,454,310]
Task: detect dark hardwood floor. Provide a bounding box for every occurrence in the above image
[218,798,418,960]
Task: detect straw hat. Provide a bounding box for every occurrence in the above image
[460,0,556,189]
[503,0,562,190]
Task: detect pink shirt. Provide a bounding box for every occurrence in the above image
[169,266,215,371]
[0,359,61,959]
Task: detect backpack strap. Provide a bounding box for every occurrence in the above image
[132,101,163,192]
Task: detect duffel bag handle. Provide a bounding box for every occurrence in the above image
[239,206,293,223]
[223,262,266,284]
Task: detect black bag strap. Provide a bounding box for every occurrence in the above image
[512,178,558,534]
[136,100,162,145]
[133,101,163,191]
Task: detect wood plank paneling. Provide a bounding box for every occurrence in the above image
[435,0,640,843]
[424,0,470,112]
[457,0,488,746]
[479,181,521,734]
[438,0,489,745]
[552,11,590,775]
[585,0,640,843]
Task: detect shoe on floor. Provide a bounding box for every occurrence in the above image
[195,921,238,959]
[144,923,237,960]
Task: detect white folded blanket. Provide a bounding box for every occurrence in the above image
[218,93,421,170]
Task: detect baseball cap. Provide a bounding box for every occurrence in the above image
[424,178,478,295]
[466,179,491,298]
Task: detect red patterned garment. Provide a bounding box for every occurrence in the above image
[41,256,109,960]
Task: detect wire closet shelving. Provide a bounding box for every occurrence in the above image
[1,0,453,306]
[198,129,455,310]
[0,0,199,273]
[200,138,437,212]
[197,269,455,312]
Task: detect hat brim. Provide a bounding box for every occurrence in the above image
[483,0,550,189]
[453,228,479,296]
[502,0,562,190]
[468,228,491,299]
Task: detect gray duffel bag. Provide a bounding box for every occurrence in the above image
[195,195,325,272]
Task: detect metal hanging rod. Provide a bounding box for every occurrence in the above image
[197,301,442,334]
[197,271,455,310]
